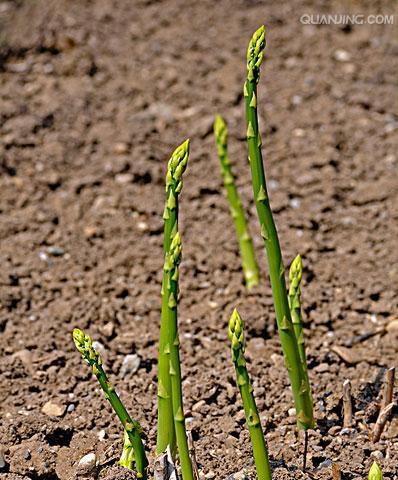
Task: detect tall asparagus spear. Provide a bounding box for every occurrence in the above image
[244,26,314,431]
[165,231,194,480]
[73,329,148,478]
[228,309,272,480]
[157,140,189,456]
[214,115,260,289]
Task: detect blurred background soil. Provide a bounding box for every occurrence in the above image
[0,0,397,478]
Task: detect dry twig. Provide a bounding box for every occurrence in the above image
[343,380,353,428]
[372,402,395,442]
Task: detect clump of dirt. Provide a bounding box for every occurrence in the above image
[0,0,397,479]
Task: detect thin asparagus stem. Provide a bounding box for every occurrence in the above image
[288,255,314,430]
[157,140,189,456]
[73,329,148,478]
[244,26,314,431]
[228,309,272,480]
[214,114,260,289]
[165,232,194,480]
[369,461,383,480]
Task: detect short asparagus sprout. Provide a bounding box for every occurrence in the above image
[288,255,313,411]
[157,140,190,457]
[214,114,259,289]
[229,309,272,480]
[244,26,314,432]
[157,140,194,480]
[73,329,148,478]
[369,461,383,480]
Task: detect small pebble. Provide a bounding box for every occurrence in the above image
[98,429,107,441]
[41,401,65,417]
[77,452,97,474]
[371,450,384,461]
[334,49,351,62]
[67,404,75,413]
[137,221,148,231]
[318,458,332,469]
[120,354,141,377]
[293,128,306,137]
[115,173,133,184]
[113,142,129,154]
[288,408,296,417]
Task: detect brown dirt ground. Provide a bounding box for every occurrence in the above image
[0,0,397,479]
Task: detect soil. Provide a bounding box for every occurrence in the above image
[0,0,397,479]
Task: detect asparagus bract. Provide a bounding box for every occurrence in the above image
[244,26,314,430]
[73,329,148,478]
[119,430,134,469]
[229,309,272,480]
[157,140,189,456]
[214,115,260,289]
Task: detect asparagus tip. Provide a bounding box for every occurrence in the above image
[72,328,102,366]
[214,114,227,146]
[247,25,266,82]
[369,461,383,480]
[289,254,303,282]
[228,308,245,351]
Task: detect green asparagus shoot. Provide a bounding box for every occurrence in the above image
[157,140,190,456]
[369,461,383,480]
[165,232,194,480]
[244,25,314,431]
[157,140,194,480]
[214,114,260,289]
[288,255,313,425]
[73,328,148,478]
[229,309,272,480]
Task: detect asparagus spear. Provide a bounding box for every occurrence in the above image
[157,140,189,456]
[165,231,194,480]
[157,140,194,480]
[288,255,312,405]
[214,115,260,289]
[369,461,383,480]
[244,26,314,431]
[228,309,272,480]
[73,329,148,478]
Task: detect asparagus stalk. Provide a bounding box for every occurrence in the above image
[165,231,194,480]
[73,329,148,478]
[214,115,260,289]
[228,309,272,480]
[157,140,189,456]
[288,255,313,406]
[244,26,314,431]
[369,461,383,480]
